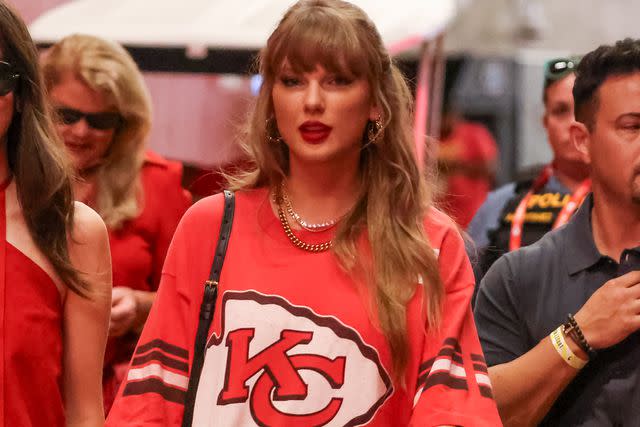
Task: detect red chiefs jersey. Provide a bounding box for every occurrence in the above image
[106,188,501,426]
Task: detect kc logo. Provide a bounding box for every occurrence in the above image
[192,290,393,427]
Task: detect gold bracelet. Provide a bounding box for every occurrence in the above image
[550,326,588,370]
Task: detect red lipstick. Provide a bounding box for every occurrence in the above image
[299,121,332,144]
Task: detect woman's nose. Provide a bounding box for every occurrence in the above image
[68,118,90,137]
[303,81,325,113]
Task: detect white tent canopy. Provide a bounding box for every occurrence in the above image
[30,0,455,56]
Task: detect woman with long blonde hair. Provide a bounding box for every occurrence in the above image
[107,1,499,425]
[41,34,192,413]
[0,2,111,425]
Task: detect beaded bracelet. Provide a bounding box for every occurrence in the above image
[565,313,597,360]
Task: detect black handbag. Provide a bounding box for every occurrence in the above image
[181,190,235,427]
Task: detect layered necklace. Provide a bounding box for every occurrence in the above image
[281,184,341,232]
[274,182,348,253]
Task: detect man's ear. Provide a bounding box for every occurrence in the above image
[570,121,591,165]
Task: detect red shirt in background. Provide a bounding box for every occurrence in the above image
[439,121,498,228]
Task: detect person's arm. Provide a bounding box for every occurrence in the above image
[410,224,501,426]
[477,258,640,426]
[487,335,582,426]
[64,202,112,426]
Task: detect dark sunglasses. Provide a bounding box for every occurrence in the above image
[544,57,580,81]
[54,107,123,130]
[0,61,20,97]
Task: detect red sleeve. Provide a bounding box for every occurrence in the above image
[106,195,223,426]
[142,160,193,290]
[410,212,501,426]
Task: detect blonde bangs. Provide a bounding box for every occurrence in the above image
[264,7,371,79]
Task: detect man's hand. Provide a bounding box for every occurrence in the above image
[574,270,640,350]
[109,286,138,337]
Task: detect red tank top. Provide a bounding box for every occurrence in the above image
[0,179,64,426]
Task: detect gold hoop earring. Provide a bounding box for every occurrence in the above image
[266,117,283,144]
[367,117,383,144]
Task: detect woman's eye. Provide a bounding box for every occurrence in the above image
[280,77,300,87]
[329,75,352,86]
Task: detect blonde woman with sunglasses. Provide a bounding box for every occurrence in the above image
[41,34,193,414]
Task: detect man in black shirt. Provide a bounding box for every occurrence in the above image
[474,38,640,426]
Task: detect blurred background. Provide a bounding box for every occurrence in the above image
[11,0,640,207]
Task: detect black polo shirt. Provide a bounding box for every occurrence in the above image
[474,194,640,426]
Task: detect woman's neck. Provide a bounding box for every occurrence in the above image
[285,160,361,224]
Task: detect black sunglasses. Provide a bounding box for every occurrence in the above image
[54,107,123,130]
[0,61,20,97]
[544,57,580,81]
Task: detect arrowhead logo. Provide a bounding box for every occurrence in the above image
[193,290,393,426]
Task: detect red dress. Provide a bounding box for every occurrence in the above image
[1,179,65,426]
[103,151,192,412]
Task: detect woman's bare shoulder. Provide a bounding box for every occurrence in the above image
[70,201,108,243]
[68,202,111,295]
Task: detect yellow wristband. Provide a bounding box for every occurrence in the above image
[550,326,587,369]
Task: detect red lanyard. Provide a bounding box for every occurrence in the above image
[509,165,591,251]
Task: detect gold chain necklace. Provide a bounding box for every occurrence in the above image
[274,189,332,253]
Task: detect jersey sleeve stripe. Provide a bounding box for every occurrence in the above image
[470,353,486,363]
[422,372,469,391]
[135,339,189,359]
[131,350,189,373]
[127,363,190,390]
[123,377,187,404]
[415,337,470,398]
[476,373,494,399]
[430,359,467,378]
[442,337,462,351]
[473,363,488,373]
[470,353,494,399]
[418,357,435,375]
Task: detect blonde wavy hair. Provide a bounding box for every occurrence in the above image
[228,0,444,383]
[42,34,152,229]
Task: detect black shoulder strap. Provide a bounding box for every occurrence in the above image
[182,190,235,427]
